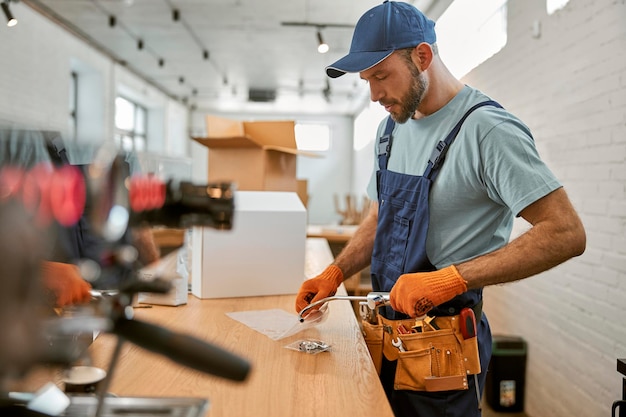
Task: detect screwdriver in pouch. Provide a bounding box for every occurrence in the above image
[459,307,481,411]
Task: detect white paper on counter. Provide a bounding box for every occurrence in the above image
[226,304,328,341]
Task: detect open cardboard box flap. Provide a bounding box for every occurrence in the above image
[191,115,318,194]
[191,115,318,157]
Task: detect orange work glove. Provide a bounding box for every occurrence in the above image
[295,265,344,314]
[390,265,467,317]
[41,261,92,307]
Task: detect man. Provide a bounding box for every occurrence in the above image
[0,128,160,307]
[0,129,93,307]
[295,2,585,416]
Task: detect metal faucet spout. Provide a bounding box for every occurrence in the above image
[298,292,390,322]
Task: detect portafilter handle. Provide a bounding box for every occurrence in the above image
[298,292,390,322]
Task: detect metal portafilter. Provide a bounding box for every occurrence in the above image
[40,278,251,417]
[42,279,251,383]
[298,292,390,322]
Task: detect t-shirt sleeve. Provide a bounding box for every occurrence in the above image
[480,117,561,217]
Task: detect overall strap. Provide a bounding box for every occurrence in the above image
[423,100,502,180]
[377,116,396,171]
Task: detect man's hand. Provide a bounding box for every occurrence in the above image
[389,265,467,317]
[41,261,92,307]
[295,265,344,314]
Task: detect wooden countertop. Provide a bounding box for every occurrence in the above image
[306,224,358,244]
[86,238,392,417]
[88,296,390,417]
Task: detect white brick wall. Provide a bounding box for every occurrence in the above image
[464,0,626,416]
[0,6,95,133]
[0,5,187,154]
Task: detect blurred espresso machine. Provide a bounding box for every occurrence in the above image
[0,131,250,417]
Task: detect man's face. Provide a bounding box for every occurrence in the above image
[360,50,428,123]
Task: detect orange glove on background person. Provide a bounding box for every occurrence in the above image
[390,265,468,317]
[295,264,344,314]
[41,261,92,307]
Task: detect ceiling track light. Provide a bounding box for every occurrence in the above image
[172,8,179,22]
[203,50,209,60]
[317,30,329,54]
[109,15,116,27]
[298,79,305,98]
[2,1,17,27]
[137,38,144,50]
[322,79,331,102]
[158,58,164,67]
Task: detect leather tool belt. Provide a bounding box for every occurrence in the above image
[362,304,482,392]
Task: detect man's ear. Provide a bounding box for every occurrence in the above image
[413,42,434,71]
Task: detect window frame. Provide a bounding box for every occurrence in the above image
[114,95,148,153]
[68,71,78,141]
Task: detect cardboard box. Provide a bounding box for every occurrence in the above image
[296,179,308,207]
[192,116,306,192]
[190,191,307,299]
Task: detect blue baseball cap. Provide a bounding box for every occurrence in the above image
[326,1,436,78]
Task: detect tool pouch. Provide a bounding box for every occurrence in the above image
[380,315,481,392]
[361,320,384,375]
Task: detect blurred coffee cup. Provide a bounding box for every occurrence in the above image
[62,365,107,394]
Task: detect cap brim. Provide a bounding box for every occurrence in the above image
[325,50,393,78]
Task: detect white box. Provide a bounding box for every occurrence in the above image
[191,191,307,299]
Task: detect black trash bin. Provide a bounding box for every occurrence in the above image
[485,335,527,412]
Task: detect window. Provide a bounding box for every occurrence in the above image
[68,71,78,141]
[295,123,330,152]
[436,0,508,79]
[547,0,570,14]
[114,96,147,152]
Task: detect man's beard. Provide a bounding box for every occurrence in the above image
[391,63,428,123]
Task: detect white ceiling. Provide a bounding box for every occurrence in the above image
[21,0,452,116]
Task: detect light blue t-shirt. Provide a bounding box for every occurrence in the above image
[367,86,561,268]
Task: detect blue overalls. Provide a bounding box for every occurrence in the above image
[44,134,133,289]
[371,101,500,417]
